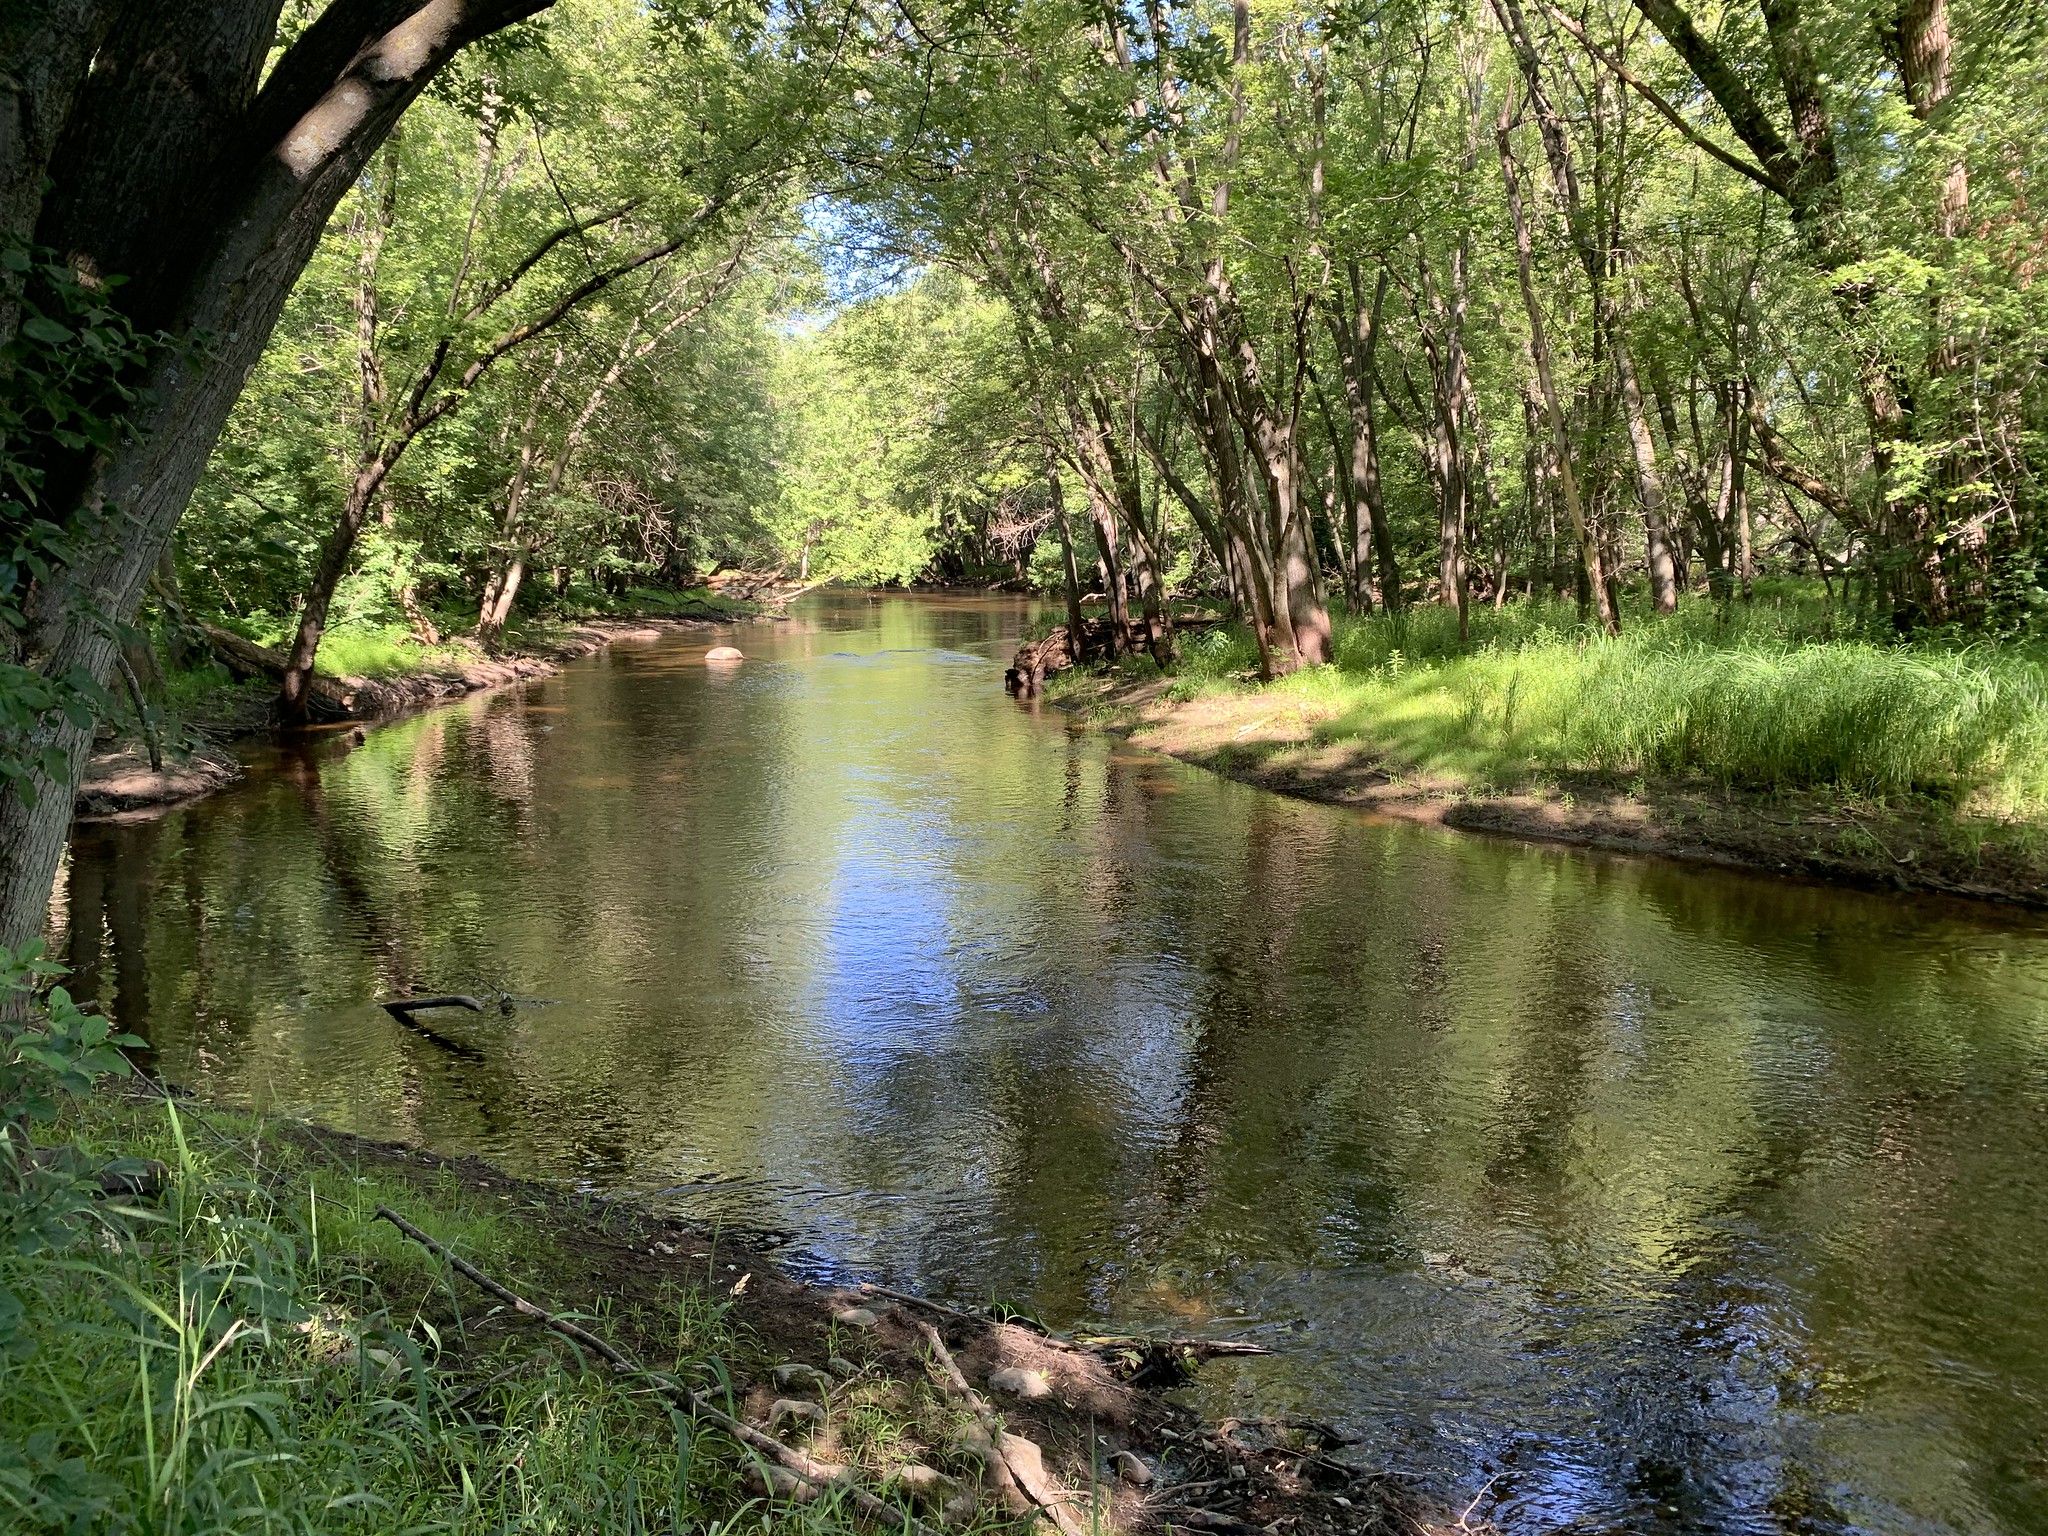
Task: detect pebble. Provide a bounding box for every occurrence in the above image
[773,1362,832,1391]
[940,1492,981,1526]
[827,1355,862,1378]
[1111,1450,1153,1486]
[832,1306,880,1329]
[767,1398,826,1433]
[987,1366,1052,1399]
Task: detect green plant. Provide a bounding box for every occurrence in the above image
[0,943,144,1350]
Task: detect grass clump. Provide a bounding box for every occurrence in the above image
[1153,589,2048,814]
[3,1098,725,1532]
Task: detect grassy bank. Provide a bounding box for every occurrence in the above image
[1050,589,2048,903]
[197,584,757,686]
[2,1089,840,1533]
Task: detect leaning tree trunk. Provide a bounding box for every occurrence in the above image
[0,0,555,951]
[279,460,393,722]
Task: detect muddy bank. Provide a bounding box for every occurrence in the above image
[266,1113,1429,1536]
[1051,672,2048,911]
[77,618,712,820]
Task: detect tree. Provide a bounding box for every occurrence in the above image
[1,0,556,948]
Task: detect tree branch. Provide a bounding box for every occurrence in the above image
[1538,0,1789,198]
[1626,0,1806,202]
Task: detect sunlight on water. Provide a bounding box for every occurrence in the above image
[66,594,2048,1536]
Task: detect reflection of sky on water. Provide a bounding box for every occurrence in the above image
[61,594,2048,1536]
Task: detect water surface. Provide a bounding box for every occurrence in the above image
[67,594,2048,1535]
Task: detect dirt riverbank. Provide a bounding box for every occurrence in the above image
[77,618,717,820]
[247,1112,1431,1536]
[1051,672,2048,911]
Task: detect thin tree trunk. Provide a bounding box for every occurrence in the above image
[1497,113,1616,634]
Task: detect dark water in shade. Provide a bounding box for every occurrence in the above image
[64,593,2048,1535]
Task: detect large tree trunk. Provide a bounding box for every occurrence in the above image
[1044,454,1088,660]
[0,0,553,949]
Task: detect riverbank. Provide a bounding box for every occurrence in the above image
[13,1085,1430,1535]
[1043,600,2048,909]
[78,613,737,819]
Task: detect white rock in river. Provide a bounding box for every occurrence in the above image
[986,1366,1051,1400]
[704,645,744,662]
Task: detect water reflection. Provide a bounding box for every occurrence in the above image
[66,594,2048,1535]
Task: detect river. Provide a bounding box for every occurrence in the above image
[64,593,2048,1535]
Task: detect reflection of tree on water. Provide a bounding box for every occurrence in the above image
[64,821,157,1052]
[54,597,2048,1536]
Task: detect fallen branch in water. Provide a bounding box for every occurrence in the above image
[861,1284,1088,1353]
[373,1205,930,1533]
[380,995,488,1021]
[1074,1333,1271,1358]
[913,1320,1089,1536]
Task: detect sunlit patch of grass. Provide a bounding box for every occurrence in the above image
[313,623,477,678]
[1152,594,2048,814]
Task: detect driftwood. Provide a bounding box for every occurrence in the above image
[1005,614,1228,696]
[202,622,364,721]
[859,1284,1089,1354]
[380,996,491,1058]
[863,1283,1272,1378]
[1005,626,1084,697]
[379,995,488,1022]
[913,1321,1089,1536]
[374,1206,933,1534]
[1074,1333,1272,1387]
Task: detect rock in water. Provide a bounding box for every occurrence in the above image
[987,1366,1052,1400]
[704,645,744,662]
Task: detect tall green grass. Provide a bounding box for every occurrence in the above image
[1160,591,2048,812]
[0,1095,908,1534]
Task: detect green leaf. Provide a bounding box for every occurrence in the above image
[20,315,74,346]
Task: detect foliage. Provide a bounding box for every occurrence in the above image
[0,944,143,1351]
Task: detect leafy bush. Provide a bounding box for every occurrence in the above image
[0,944,143,1348]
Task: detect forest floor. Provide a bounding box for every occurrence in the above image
[13,1086,1437,1534]
[1050,667,2048,911]
[78,602,751,819]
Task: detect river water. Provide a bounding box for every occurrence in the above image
[65,594,2048,1534]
